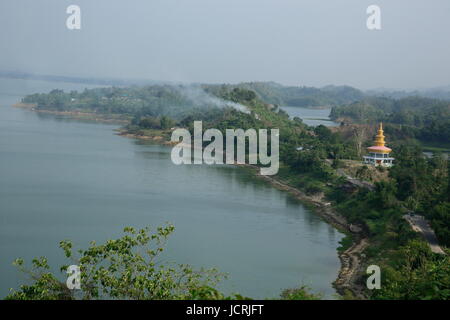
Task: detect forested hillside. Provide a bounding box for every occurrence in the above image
[205,82,365,107]
[330,96,450,144]
[367,86,450,101]
[21,82,366,116]
[22,85,205,120]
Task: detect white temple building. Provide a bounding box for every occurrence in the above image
[363,123,394,167]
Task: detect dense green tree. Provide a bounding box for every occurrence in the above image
[372,240,450,300]
[6,225,230,300]
[330,96,450,143]
[6,224,324,301]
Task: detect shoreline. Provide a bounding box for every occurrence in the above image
[118,128,369,299]
[13,103,130,125]
[16,104,369,299]
[115,128,177,145]
[236,164,368,299]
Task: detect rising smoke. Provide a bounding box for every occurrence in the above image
[175,85,250,114]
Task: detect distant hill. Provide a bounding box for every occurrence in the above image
[208,82,366,107]
[5,70,450,106]
[0,71,160,87]
[366,86,450,101]
[329,96,450,144]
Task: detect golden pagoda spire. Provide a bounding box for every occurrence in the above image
[374,122,386,147]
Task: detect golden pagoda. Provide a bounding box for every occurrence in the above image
[363,123,394,167]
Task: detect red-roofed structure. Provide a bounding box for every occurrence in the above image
[363,123,394,167]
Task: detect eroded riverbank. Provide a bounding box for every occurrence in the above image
[237,164,369,299]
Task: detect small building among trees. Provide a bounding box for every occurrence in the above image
[363,123,394,167]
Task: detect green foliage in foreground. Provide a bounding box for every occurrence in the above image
[5,225,318,300]
[280,286,322,300]
[371,240,450,300]
[6,225,230,300]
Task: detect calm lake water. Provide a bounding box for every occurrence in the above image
[281,106,339,127]
[0,78,343,299]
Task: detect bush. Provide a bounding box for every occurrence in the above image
[305,181,324,195]
[280,286,322,300]
[139,117,161,129]
[6,225,228,300]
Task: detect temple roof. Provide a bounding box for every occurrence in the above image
[367,123,392,153]
[367,145,392,153]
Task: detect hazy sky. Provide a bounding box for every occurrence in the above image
[1,0,449,89]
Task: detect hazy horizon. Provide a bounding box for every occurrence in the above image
[2,70,450,93]
[1,0,450,90]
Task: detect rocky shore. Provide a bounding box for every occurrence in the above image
[237,164,369,299]
[115,128,369,299]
